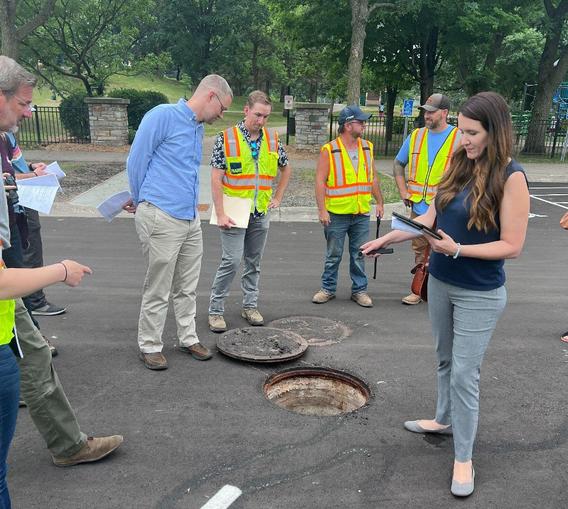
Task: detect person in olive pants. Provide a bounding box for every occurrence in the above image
[15,299,123,464]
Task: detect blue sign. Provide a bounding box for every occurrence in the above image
[402,99,414,117]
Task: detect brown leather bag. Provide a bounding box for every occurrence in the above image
[410,244,430,302]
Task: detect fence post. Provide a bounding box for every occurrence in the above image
[33,106,42,145]
[551,114,562,158]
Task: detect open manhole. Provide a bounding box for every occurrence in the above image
[217,327,308,363]
[264,367,370,416]
[267,316,352,346]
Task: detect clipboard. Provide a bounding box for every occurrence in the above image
[210,195,253,229]
[391,211,442,240]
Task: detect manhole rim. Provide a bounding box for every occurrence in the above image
[263,366,372,402]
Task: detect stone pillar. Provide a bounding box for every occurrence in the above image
[84,97,130,146]
[294,103,331,150]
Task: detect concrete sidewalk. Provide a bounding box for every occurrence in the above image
[27,144,567,220]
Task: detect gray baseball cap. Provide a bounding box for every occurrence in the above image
[419,93,451,112]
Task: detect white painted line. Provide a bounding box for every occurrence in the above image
[200,485,242,509]
[531,193,568,197]
[530,186,568,189]
[530,195,568,210]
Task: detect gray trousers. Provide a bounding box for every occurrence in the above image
[209,213,270,315]
[16,299,86,458]
[22,207,47,309]
[428,275,506,462]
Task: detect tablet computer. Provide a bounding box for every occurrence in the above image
[391,211,442,240]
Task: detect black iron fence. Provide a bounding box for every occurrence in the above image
[329,114,568,159]
[17,106,90,146]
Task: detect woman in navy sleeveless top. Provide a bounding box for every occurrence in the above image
[361,92,530,497]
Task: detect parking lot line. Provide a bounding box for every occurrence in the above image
[200,485,242,509]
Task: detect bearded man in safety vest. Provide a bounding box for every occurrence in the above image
[208,90,291,332]
[313,105,384,308]
[393,93,460,305]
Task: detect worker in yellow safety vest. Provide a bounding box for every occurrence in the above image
[208,90,291,332]
[393,93,461,305]
[313,104,384,308]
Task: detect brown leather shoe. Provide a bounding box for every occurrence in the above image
[179,342,213,361]
[52,435,124,467]
[241,308,264,326]
[312,289,335,304]
[208,314,227,333]
[139,351,168,370]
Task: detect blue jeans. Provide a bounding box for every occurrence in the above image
[0,345,20,509]
[428,275,506,462]
[321,213,370,294]
[209,213,270,314]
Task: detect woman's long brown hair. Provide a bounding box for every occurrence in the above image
[436,91,513,232]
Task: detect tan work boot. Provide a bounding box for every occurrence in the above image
[208,314,227,333]
[52,435,124,467]
[179,342,213,360]
[139,351,168,370]
[312,289,335,304]
[402,292,422,305]
[351,292,373,307]
[241,308,264,326]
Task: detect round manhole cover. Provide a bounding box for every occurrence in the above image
[267,316,352,346]
[217,327,308,363]
[264,367,370,416]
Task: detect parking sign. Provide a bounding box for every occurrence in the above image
[403,99,414,117]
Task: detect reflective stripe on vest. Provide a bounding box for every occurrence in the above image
[407,126,459,204]
[323,137,374,214]
[222,127,279,213]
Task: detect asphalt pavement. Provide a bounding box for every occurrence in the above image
[8,189,568,509]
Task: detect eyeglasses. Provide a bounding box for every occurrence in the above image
[213,93,227,113]
[250,140,259,159]
[13,95,33,112]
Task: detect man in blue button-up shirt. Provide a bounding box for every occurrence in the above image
[127,74,232,371]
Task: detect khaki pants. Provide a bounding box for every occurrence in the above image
[16,299,86,458]
[135,202,203,353]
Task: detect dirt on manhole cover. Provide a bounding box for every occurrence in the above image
[267,316,352,346]
[216,327,308,363]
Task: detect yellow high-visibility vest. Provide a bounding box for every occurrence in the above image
[322,137,374,215]
[222,127,279,214]
[0,258,15,346]
[407,127,460,204]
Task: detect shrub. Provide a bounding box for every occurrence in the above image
[59,92,90,140]
[108,88,169,131]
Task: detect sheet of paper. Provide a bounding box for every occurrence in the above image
[210,195,252,229]
[45,161,66,179]
[16,174,60,214]
[391,216,422,237]
[96,190,132,222]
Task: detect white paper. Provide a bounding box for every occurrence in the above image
[45,161,66,180]
[210,195,252,229]
[96,190,132,222]
[391,216,423,237]
[16,174,60,214]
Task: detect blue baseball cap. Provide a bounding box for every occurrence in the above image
[338,104,372,125]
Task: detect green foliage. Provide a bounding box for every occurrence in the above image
[59,91,90,139]
[108,88,169,130]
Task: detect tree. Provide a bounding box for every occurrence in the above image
[20,0,153,96]
[346,0,396,104]
[0,0,56,58]
[524,0,568,154]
